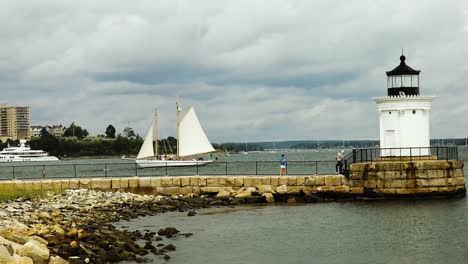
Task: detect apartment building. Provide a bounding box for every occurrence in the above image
[0,104,31,141]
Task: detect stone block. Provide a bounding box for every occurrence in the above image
[261,177,271,185]
[349,187,364,194]
[243,177,253,187]
[160,177,173,187]
[304,177,315,186]
[414,187,429,193]
[364,180,376,188]
[269,176,279,186]
[428,187,439,193]
[287,176,297,186]
[303,186,318,194]
[69,179,79,189]
[120,178,129,188]
[155,187,179,196]
[348,180,363,187]
[384,170,396,180]
[217,177,227,186]
[199,176,208,187]
[317,186,335,192]
[129,177,140,188]
[90,179,102,189]
[32,181,42,191]
[296,176,305,186]
[395,188,415,195]
[373,188,395,195]
[180,176,191,187]
[455,185,466,191]
[101,179,112,190]
[257,185,275,194]
[111,179,120,189]
[138,178,150,188]
[376,180,385,189]
[332,176,342,186]
[349,171,364,180]
[192,186,201,194]
[450,160,464,169]
[315,176,325,186]
[173,177,181,187]
[233,177,244,187]
[190,176,200,186]
[286,186,303,195]
[42,180,54,191]
[278,177,288,186]
[52,180,62,190]
[178,186,193,195]
[201,187,233,194]
[252,177,263,187]
[324,176,334,186]
[334,186,350,193]
[79,179,91,189]
[61,180,70,190]
[429,178,448,187]
[405,179,416,188]
[207,177,218,187]
[448,177,465,186]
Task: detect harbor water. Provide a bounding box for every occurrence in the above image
[115,148,468,264]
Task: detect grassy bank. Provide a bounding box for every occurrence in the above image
[0,189,61,201]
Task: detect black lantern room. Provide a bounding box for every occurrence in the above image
[386,55,420,96]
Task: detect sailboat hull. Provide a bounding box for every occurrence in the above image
[135,159,213,168]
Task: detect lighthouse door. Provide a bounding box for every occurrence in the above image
[384,130,396,156]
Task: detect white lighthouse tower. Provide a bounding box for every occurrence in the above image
[373,54,433,156]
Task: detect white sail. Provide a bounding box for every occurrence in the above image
[178,107,215,157]
[136,125,154,159]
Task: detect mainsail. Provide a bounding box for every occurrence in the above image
[178,107,215,157]
[136,125,154,159]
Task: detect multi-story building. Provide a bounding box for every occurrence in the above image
[31,125,65,138]
[0,104,31,141]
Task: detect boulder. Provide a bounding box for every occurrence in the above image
[0,245,13,263]
[235,189,252,199]
[262,193,275,204]
[287,197,297,204]
[17,240,50,264]
[257,185,275,194]
[276,185,287,194]
[48,256,69,264]
[216,190,231,198]
[11,255,34,264]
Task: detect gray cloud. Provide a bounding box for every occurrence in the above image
[0,0,467,142]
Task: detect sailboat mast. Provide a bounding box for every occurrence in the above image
[176,100,180,159]
[154,110,158,157]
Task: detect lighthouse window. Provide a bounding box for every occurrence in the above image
[389,111,392,114]
[412,110,416,114]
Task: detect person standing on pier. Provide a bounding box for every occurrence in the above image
[279,154,287,176]
[336,149,345,173]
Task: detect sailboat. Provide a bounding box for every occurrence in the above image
[132,101,215,168]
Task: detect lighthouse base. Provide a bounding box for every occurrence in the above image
[347,159,466,198]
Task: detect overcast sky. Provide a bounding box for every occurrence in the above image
[1,0,467,142]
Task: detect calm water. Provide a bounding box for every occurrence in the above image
[116,147,468,264]
[121,198,468,264]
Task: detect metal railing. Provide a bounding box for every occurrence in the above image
[343,146,459,172]
[0,160,338,181]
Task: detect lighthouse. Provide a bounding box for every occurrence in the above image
[373,54,433,156]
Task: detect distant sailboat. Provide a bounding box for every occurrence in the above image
[130,101,215,168]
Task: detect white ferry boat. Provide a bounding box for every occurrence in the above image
[0,140,59,162]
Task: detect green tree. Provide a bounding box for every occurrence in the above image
[64,122,88,139]
[105,125,116,138]
[123,127,136,138]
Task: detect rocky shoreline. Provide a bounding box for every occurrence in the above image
[1,188,323,264]
[1,183,462,264]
